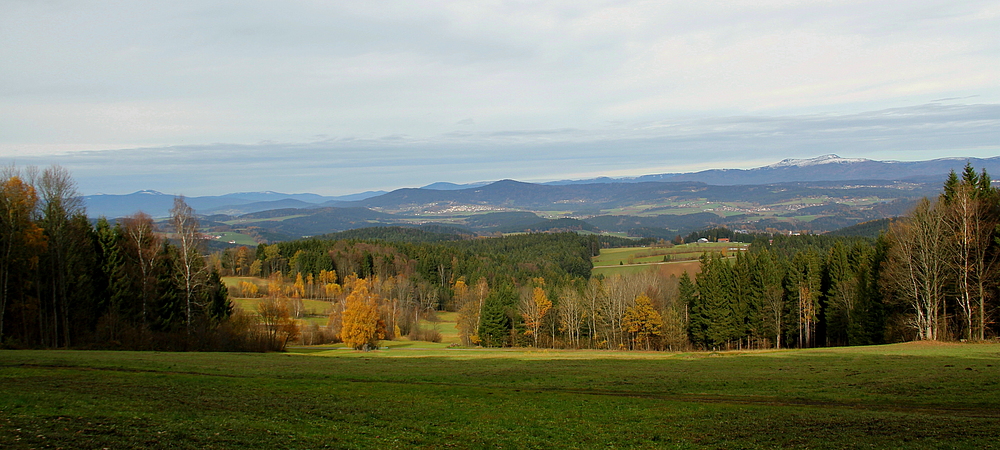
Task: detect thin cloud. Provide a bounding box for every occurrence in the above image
[1,2,998,195]
[6,103,996,196]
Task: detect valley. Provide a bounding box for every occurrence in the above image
[86,155,987,244]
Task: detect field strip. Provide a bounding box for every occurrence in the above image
[340,378,1000,418]
[2,363,251,378]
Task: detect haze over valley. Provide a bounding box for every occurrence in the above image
[82,154,999,242]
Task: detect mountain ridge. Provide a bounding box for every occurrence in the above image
[82,155,996,219]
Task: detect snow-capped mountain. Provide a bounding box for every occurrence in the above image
[766,154,872,168]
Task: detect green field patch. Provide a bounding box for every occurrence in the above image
[3,343,999,448]
[774,197,830,206]
[221,276,266,289]
[593,264,658,276]
[593,243,739,267]
[207,231,257,246]
[231,297,333,316]
[222,214,308,225]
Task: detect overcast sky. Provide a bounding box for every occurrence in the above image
[2,1,998,196]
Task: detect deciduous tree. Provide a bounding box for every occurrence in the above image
[0,173,46,344]
[521,285,552,347]
[624,294,663,350]
[339,278,385,350]
[884,198,948,340]
[170,196,205,334]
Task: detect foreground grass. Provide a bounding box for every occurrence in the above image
[2,343,1000,449]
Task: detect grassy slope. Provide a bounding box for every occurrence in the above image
[593,243,736,278]
[2,343,999,449]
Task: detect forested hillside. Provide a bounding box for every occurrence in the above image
[3,164,998,352]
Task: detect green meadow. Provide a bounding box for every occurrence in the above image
[591,243,738,266]
[2,343,999,449]
[591,243,740,278]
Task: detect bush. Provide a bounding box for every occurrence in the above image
[299,323,338,345]
[408,326,442,343]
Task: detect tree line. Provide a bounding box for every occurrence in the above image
[0,166,269,350]
[3,164,995,352]
[433,164,999,350]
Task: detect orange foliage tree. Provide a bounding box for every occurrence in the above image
[339,278,385,350]
[623,294,664,350]
[0,176,47,343]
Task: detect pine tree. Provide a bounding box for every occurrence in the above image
[478,285,516,347]
[695,254,738,348]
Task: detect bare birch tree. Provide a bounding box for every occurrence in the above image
[170,196,205,334]
[885,199,948,340]
[37,165,83,347]
[558,285,585,348]
[941,167,998,340]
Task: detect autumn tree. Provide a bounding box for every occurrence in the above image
[599,275,646,349]
[521,284,552,347]
[0,173,46,344]
[624,294,664,350]
[339,278,385,350]
[234,246,252,276]
[238,281,259,298]
[258,297,299,351]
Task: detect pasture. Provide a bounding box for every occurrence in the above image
[592,243,738,266]
[592,243,741,278]
[2,343,999,449]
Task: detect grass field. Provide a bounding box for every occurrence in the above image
[2,343,999,449]
[208,232,258,246]
[592,243,740,278]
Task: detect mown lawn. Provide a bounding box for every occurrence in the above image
[2,343,999,449]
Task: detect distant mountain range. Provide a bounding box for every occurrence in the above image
[83,189,386,218]
[546,154,1000,186]
[85,154,997,219]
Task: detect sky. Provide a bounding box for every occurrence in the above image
[2,0,998,196]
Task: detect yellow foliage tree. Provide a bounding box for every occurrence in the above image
[268,277,283,298]
[238,281,259,298]
[318,269,338,284]
[339,278,385,350]
[521,286,552,347]
[0,176,47,343]
[249,259,262,277]
[623,294,664,350]
[324,282,342,299]
[292,272,306,298]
